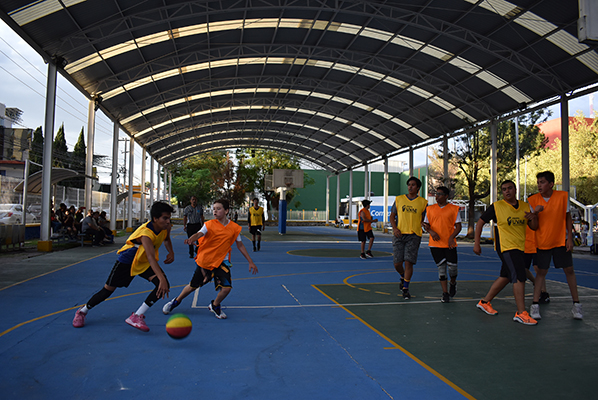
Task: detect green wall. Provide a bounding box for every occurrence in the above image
[290,167,428,219]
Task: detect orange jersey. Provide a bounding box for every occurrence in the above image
[524,225,537,254]
[528,191,568,250]
[426,203,460,248]
[195,219,242,270]
[358,208,372,232]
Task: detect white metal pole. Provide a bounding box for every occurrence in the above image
[40,62,57,244]
[127,137,134,228]
[110,122,118,232]
[515,116,520,200]
[85,99,96,211]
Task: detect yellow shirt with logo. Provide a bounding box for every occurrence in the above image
[394,195,428,237]
[494,200,529,252]
[249,206,264,226]
[117,221,168,276]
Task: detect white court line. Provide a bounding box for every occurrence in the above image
[219,295,598,309]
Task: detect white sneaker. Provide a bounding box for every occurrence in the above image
[530,304,541,320]
[162,298,179,315]
[572,303,583,320]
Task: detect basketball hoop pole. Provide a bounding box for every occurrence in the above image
[278,186,288,235]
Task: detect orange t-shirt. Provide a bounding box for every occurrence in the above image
[195,219,242,270]
[358,208,373,232]
[528,191,568,250]
[426,203,460,248]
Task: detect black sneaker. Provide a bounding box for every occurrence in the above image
[441,292,450,303]
[539,291,550,304]
[360,253,367,259]
[449,282,457,297]
[402,289,411,300]
[365,250,374,258]
[208,300,227,319]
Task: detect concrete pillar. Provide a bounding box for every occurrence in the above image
[85,99,96,211]
[38,61,57,251]
[150,157,155,205]
[383,157,389,233]
[443,134,449,186]
[561,96,570,193]
[364,163,369,199]
[336,173,340,224]
[325,174,330,225]
[409,147,414,176]
[127,137,134,231]
[490,120,498,204]
[349,168,353,229]
[141,148,146,222]
[110,122,118,233]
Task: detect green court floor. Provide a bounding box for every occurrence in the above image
[314,280,598,400]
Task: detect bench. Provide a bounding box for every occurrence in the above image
[78,232,95,246]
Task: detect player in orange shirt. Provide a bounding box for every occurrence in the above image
[163,199,258,319]
[528,171,582,320]
[423,186,461,303]
[358,199,378,259]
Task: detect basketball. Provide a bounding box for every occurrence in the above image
[165,313,192,339]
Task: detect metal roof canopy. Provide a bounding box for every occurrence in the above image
[13,168,90,194]
[2,0,598,173]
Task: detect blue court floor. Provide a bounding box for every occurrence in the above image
[1,225,596,400]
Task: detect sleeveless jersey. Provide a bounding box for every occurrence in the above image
[358,208,373,232]
[494,200,529,252]
[394,195,428,237]
[117,221,168,276]
[528,191,568,250]
[249,206,264,227]
[196,219,242,270]
[426,203,460,248]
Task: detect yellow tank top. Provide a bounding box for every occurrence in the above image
[249,206,264,226]
[494,200,529,252]
[117,222,168,276]
[394,195,428,237]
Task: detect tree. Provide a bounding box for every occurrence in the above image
[29,127,43,174]
[524,113,598,205]
[61,127,86,188]
[449,111,548,237]
[53,124,68,168]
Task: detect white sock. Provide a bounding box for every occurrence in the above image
[80,305,89,314]
[135,302,150,316]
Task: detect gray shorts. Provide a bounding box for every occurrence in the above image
[393,234,422,265]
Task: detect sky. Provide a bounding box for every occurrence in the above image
[1,19,596,184]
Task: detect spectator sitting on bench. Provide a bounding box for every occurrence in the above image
[98,211,114,243]
[82,210,106,246]
[62,209,78,239]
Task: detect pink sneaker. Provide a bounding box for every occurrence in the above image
[125,313,149,332]
[72,309,86,328]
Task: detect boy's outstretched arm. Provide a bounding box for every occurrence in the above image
[236,240,258,274]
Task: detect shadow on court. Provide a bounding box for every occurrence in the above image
[0,225,596,399]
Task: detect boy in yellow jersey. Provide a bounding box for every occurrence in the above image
[528,171,582,320]
[389,177,428,299]
[72,202,175,332]
[163,199,258,319]
[423,186,461,303]
[358,199,378,259]
[474,181,539,325]
[248,198,265,251]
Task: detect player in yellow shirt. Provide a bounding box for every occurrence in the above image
[389,177,428,299]
[248,198,265,251]
[423,186,461,303]
[72,201,175,332]
[474,180,539,325]
[163,199,258,319]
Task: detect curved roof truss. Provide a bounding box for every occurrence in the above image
[2,0,597,172]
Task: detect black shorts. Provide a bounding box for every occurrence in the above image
[536,247,573,270]
[105,261,157,288]
[190,261,232,290]
[523,252,537,269]
[357,229,374,242]
[430,247,458,266]
[249,225,262,235]
[497,249,526,283]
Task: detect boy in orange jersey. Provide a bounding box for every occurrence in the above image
[163,199,258,319]
[528,171,582,320]
[389,176,428,299]
[72,201,175,332]
[423,186,461,303]
[358,199,378,259]
[474,180,539,325]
